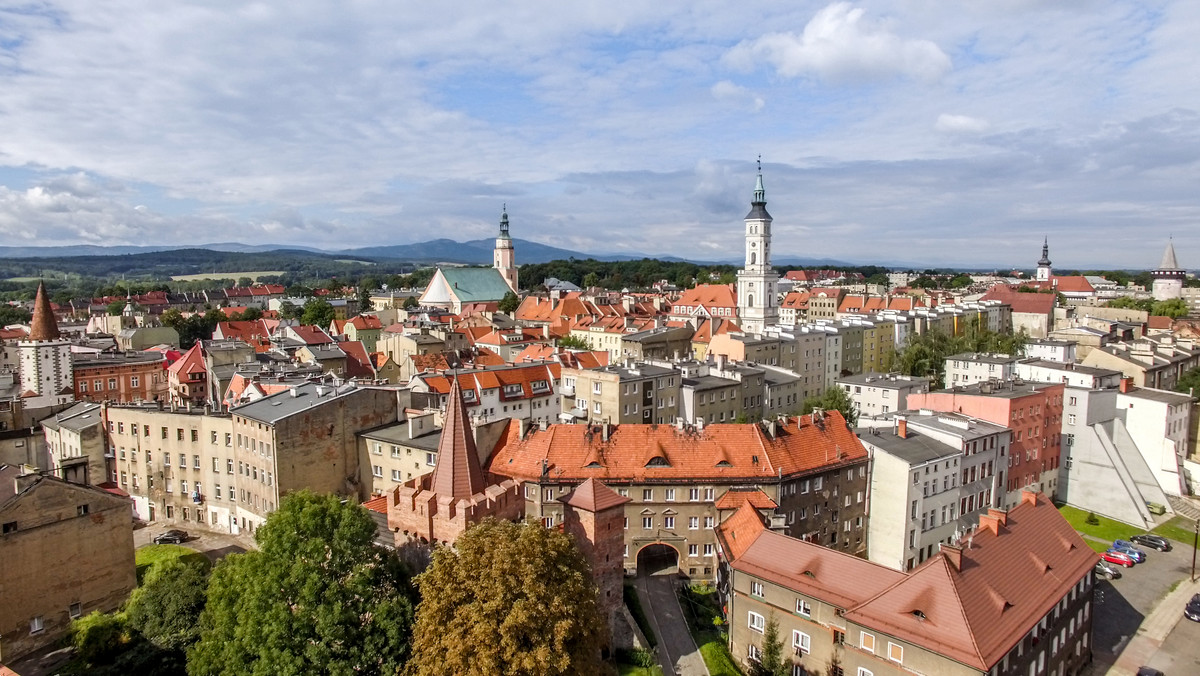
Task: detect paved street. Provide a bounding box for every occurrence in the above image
[134,520,254,564]
[635,575,709,676]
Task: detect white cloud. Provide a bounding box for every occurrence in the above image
[724,3,951,83]
[710,80,765,111]
[935,114,991,134]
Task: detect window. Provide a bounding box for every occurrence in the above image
[748,611,765,633]
[751,581,764,597]
[372,465,383,478]
[30,615,44,634]
[215,485,222,499]
[704,487,714,501]
[642,517,652,529]
[704,543,714,556]
[689,488,700,501]
[179,453,186,467]
[857,669,873,676]
[860,632,875,653]
[69,602,82,619]
[426,452,437,466]
[888,642,903,663]
[796,598,811,616]
[665,488,676,501]
[664,516,675,529]
[793,630,811,655]
[392,469,402,481]
[748,643,762,662]
[689,516,699,530]
[193,455,200,469]
[643,488,653,501]
[227,459,234,474]
[688,544,698,557]
[3,521,17,533]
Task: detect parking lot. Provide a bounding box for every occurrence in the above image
[134,520,253,564]
[1086,536,1200,674]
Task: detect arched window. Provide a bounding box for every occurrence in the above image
[748,294,755,307]
[750,252,756,265]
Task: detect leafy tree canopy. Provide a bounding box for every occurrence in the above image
[188,492,414,676]
[557,335,591,350]
[498,291,520,315]
[0,304,32,325]
[801,386,859,427]
[1176,366,1200,395]
[127,560,209,652]
[300,298,336,327]
[409,518,604,676]
[754,614,789,676]
[884,326,1027,390]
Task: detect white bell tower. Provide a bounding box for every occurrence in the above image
[736,159,779,334]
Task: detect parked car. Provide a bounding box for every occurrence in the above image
[1102,549,1135,568]
[1111,540,1147,563]
[1130,534,1172,552]
[153,529,189,544]
[1186,593,1200,623]
[1095,560,1123,580]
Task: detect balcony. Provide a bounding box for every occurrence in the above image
[560,384,575,397]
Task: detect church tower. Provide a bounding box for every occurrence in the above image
[1152,238,1185,301]
[18,281,74,409]
[493,205,518,294]
[1036,238,1053,282]
[736,160,779,334]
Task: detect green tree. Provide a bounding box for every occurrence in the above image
[278,301,302,320]
[581,272,599,288]
[409,518,604,676]
[237,306,264,321]
[187,492,415,676]
[236,277,254,288]
[801,387,859,427]
[0,304,32,325]
[107,299,127,315]
[1176,366,1200,395]
[1151,298,1188,318]
[754,614,789,676]
[557,335,591,350]
[402,295,419,310]
[498,291,520,315]
[1106,296,1154,313]
[73,611,132,665]
[885,327,1028,389]
[300,298,336,327]
[126,560,209,652]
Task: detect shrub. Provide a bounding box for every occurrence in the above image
[72,611,130,664]
[616,647,657,668]
[1086,512,1100,526]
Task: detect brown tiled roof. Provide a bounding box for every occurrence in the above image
[429,378,487,499]
[723,503,907,609]
[715,502,769,562]
[349,315,384,330]
[842,493,1096,671]
[714,487,778,510]
[168,344,206,379]
[340,340,375,378]
[362,495,388,514]
[29,281,60,341]
[560,478,630,513]
[981,285,1056,315]
[781,291,810,309]
[488,411,866,483]
[1147,315,1173,330]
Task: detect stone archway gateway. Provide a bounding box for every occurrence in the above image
[636,542,679,577]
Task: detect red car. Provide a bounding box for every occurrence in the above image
[1102,550,1135,568]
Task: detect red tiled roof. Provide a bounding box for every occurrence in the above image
[348,315,384,330]
[781,291,810,309]
[713,487,778,510]
[340,340,375,378]
[672,284,737,313]
[489,412,866,483]
[362,495,389,514]
[842,493,1095,671]
[167,343,206,379]
[981,285,1055,315]
[0,327,28,340]
[1147,315,1173,330]
[716,502,769,562]
[559,478,630,512]
[291,325,333,345]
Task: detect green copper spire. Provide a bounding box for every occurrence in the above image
[753,155,765,204]
[498,203,510,239]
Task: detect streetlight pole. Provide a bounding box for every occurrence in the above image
[1192,518,1198,583]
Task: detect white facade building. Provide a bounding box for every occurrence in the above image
[735,165,779,334]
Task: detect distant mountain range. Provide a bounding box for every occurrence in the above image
[0,238,853,268]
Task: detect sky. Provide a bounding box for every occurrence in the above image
[0,1,1198,269]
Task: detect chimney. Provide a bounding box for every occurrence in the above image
[940,543,963,571]
[978,512,1001,536]
[987,507,1008,527]
[1021,489,1039,507]
[601,422,610,442]
[896,417,908,439]
[1119,376,1133,393]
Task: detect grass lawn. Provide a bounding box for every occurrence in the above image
[676,583,743,676]
[135,544,210,583]
[1057,504,1141,544]
[616,663,663,676]
[1084,539,1110,553]
[1153,516,1200,546]
[169,270,284,281]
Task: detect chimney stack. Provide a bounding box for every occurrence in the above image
[1119,376,1133,393]
[940,543,963,571]
[896,416,908,439]
[1021,489,1039,507]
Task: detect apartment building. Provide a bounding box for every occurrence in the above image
[908,380,1065,510]
[837,372,931,419]
[1081,335,1200,391]
[104,383,400,534]
[41,402,106,485]
[72,351,167,403]
[411,362,563,425]
[488,410,871,580]
[560,361,679,424]
[858,412,1010,571]
[945,353,1019,386]
[717,491,1095,676]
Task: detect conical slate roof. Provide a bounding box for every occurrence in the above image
[429,375,487,499]
[1159,239,1181,271]
[29,281,60,341]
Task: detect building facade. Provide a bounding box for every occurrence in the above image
[736,166,780,334]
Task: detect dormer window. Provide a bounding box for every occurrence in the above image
[646,456,671,468]
[461,389,477,402]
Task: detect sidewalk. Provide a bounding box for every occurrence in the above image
[1106,575,1200,675]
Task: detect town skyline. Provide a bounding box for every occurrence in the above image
[0,2,1197,268]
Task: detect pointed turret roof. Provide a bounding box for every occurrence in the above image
[29,281,61,341]
[745,157,772,221]
[1037,238,1051,267]
[560,478,629,513]
[497,204,511,240]
[1158,239,1181,271]
[429,375,487,499]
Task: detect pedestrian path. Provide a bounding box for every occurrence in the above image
[1168,496,1200,522]
[635,575,710,676]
